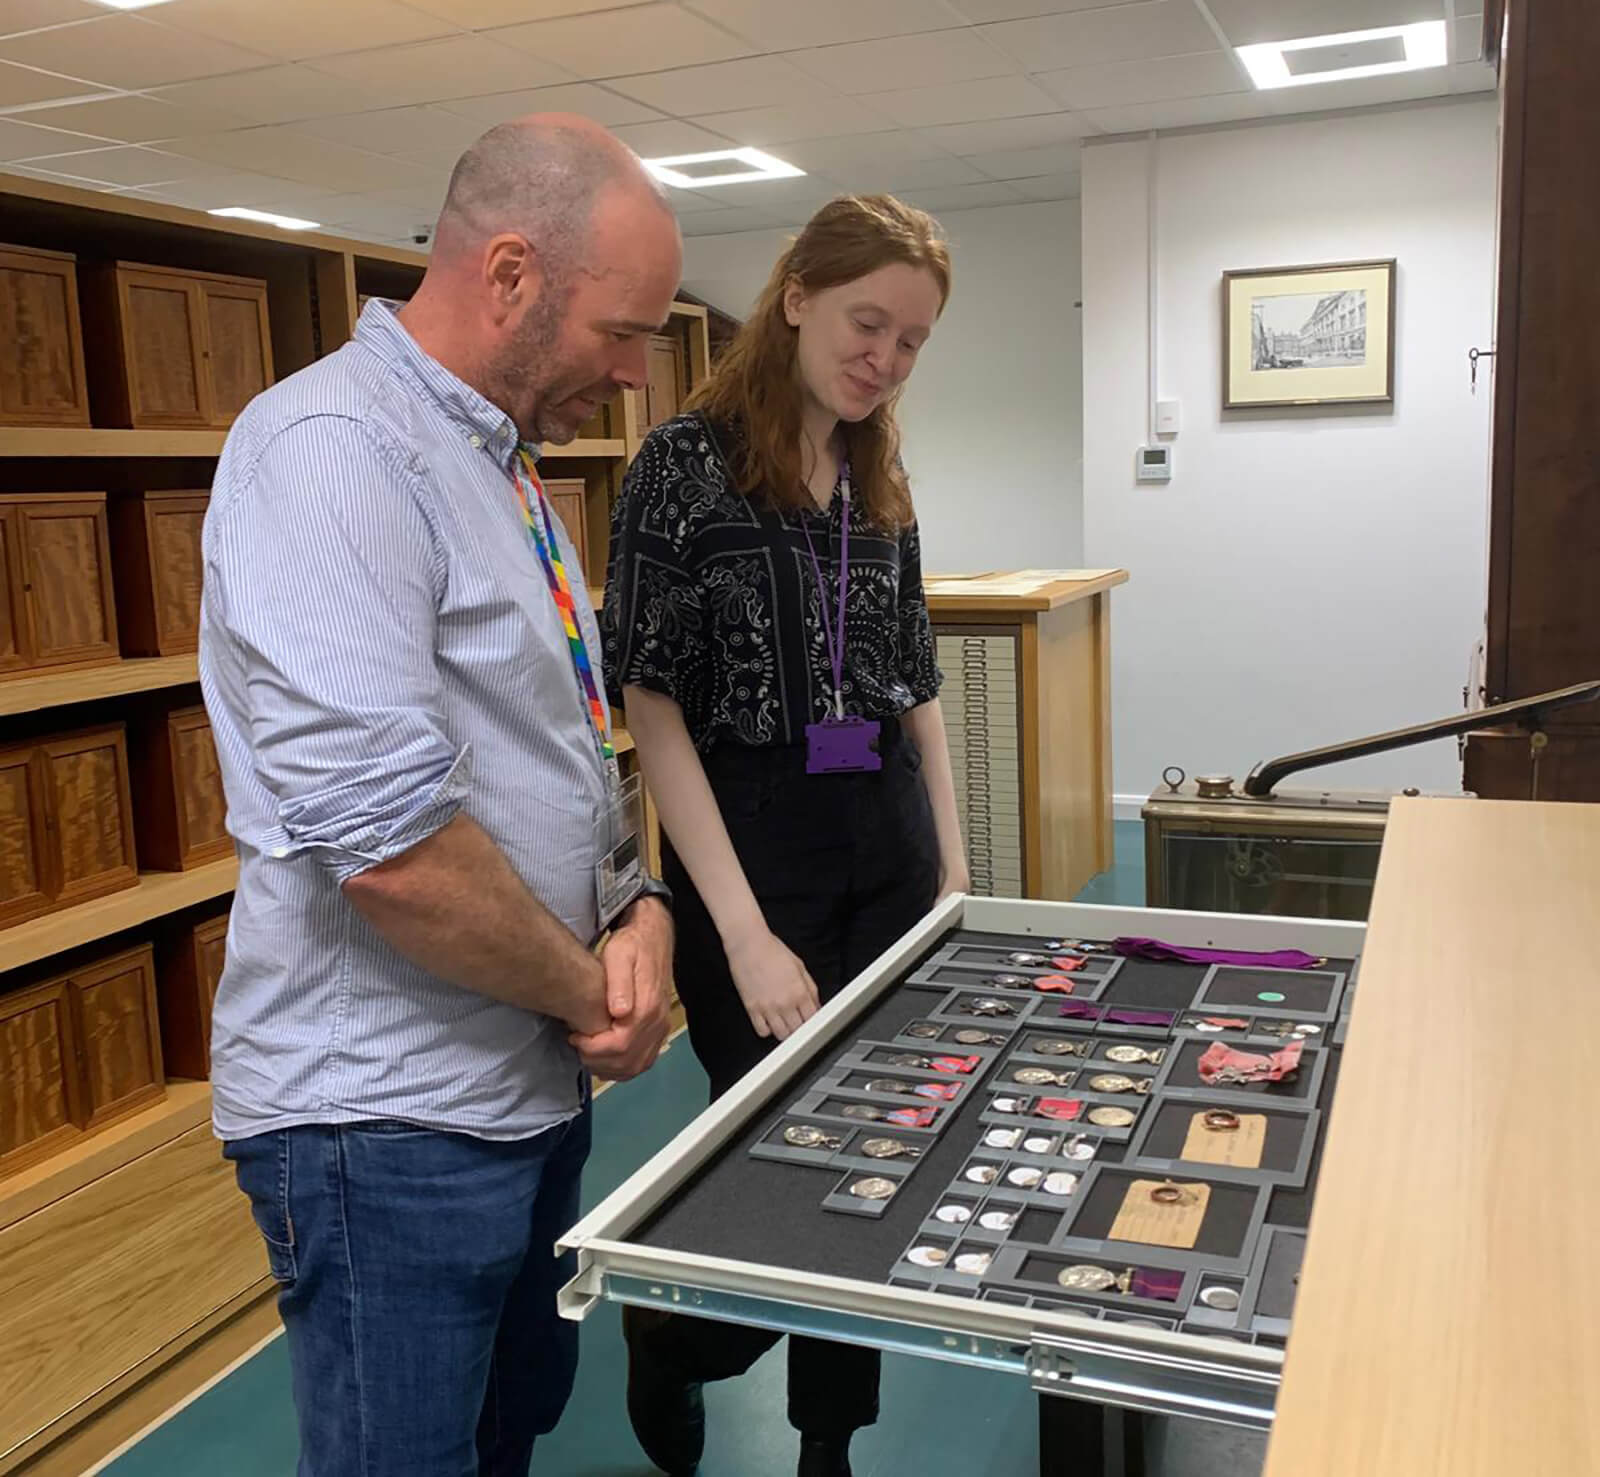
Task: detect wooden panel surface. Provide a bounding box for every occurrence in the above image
[39,726,136,909]
[157,910,228,1079]
[146,494,206,654]
[0,247,88,428]
[1263,797,1600,1477]
[69,944,163,1132]
[201,281,272,423]
[172,708,230,866]
[0,979,81,1177]
[545,478,590,588]
[120,273,206,427]
[644,333,685,432]
[0,748,50,927]
[15,496,117,668]
[0,507,21,673]
[0,1119,268,1465]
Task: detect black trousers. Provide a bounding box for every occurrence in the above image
[649,718,939,1436]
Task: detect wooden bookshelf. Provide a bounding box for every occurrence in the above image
[0,655,199,717]
[0,859,237,974]
[0,428,227,458]
[539,437,628,459]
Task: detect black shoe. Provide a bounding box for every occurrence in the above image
[797,1434,853,1477]
[623,1306,704,1476]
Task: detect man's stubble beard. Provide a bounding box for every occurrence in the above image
[490,279,589,445]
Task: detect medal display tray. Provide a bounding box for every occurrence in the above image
[1193,963,1347,1021]
[559,896,1362,1435]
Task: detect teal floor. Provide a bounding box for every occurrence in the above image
[104,824,1265,1477]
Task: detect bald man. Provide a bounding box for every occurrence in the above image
[200,116,684,1475]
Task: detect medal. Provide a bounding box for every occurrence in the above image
[978,1210,1016,1232]
[1006,1166,1044,1188]
[1087,1106,1136,1127]
[1199,1285,1241,1312]
[1057,1264,1122,1293]
[1104,1045,1165,1066]
[991,1096,1026,1114]
[907,1245,947,1268]
[965,1164,1000,1184]
[904,1022,942,1039]
[953,1251,992,1275]
[988,973,1031,988]
[1013,1066,1073,1087]
[1022,1134,1055,1153]
[963,998,1016,1017]
[1004,952,1047,967]
[848,1176,898,1200]
[1043,1171,1079,1196]
[953,1028,1005,1046]
[1031,1037,1087,1057]
[1087,1073,1150,1095]
[985,1128,1023,1149]
[1061,1134,1097,1161]
[783,1125,842,1149]
[861,1137,922,1159]
[935,1203,972,1224]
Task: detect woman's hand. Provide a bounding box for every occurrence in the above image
[724,925,821,1041]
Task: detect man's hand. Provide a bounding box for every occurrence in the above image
[570,897,673,1081]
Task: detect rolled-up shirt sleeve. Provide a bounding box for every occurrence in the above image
[204,414,468,881]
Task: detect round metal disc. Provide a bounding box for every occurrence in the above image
[907,1245,948,1268]
[954,1029,1000,1045]
[885,1053,931,1068]
[1013,1066,1059,1086]
[1043,1171,1080,1196]
[1023,1135,1055,1153]
[848,1176,897,1200]
[1199,1285,1241,1312]
[783,1125,826,1147]
[985,1128,1022,1149]
[865,1078,912,1094]
[1006,1166,1043,1188]
[840,1104,885,1121]
[861,1137,914,1159]
[1057,1265,1118,1292]
[1061,1136,1097,1161]
[978,1211,1016,1232]
[953,1251,993,1275]
[904,1022,941,1039]
[1032,1038,1081,1056]
[964,1164,999,1184]
[1088,1073,1137,1093]
[1087,1106,1136,1127]
[1104,1045,1154,1064]
[935,1203,972,1224]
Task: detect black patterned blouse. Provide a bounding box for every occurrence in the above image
[601,413,943,752]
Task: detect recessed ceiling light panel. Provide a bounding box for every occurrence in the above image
[642,147,805,189]
[1237,21,1449,89]
[87,0,177,10]
[208,206,322,231]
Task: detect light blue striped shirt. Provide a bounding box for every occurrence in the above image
[200,300,609,1142]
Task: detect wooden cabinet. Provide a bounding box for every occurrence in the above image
[108,490,206,657]
[79,262,273,430]
[156,907,228,1079]
[0,724,137,929]
[0,978,82,1177]
[70,944,164,1131]
[128,702,230,872]
[544,478,591,587]
[640,332,686,433]
[0,245,90,428]
[0,493,119,678]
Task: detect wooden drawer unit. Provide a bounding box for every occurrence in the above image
[0,245,90,428]
[79,261,274,429]
[108,490,206,657]
[0,493,119,677]
[0,979,82,1177]
[128,702,230,871]
[156,907,228,1079]
[544,478,591,586]
[69,944,164,1131]
[639,332,686,433]
[0,724,137,930]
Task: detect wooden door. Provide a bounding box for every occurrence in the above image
[0,245,90,427]
[158,912,229,1079]
[0,745,54,928]
[38,726,138,909]
[0,505,28,675]
[643,334,685,432]
[13,494,118,670]
[200,279,273,424]
[545,479,591,587]
[117,268,209,427]
[0,979,84,1177]
[170,707,231,867]
[68,945,164,1131]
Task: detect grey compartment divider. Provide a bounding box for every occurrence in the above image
[986,1241,1200,1314]
[1124,1098,1321,1188]
[822,1165,913,1219]
[1193,963,1347,1022]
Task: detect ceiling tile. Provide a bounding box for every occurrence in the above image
[960,139,1080,178]
[832,153,988,191]
[438,81,662,126]
[308,34,573,106]
[0,59,115,107]
[607,56,825,114]
[1205,0,1446,49]
[1450,58,1495,94]
[609,116,737,156]
[679,203,792,234]
[918,109,1090,154]
[397,0,638,26]
[7,142,233,186]
[778,128,946,174]
[131,171,335,210]
[687,95,894,146]
[145,0,458,64]
[685,0,966,52]
[1037,50,1247,110]
[1258,66,1454,115]
[682,173,839,210]
[0,0,86,40]
[0,14,273,89]
[151,65,394,125]
[16,93,251,142]
[0,113,104,160]
[662,183,732,213]
[1453,14,1484,64]
[1010,169,1079,199]
[946,0,1134,19]
[864,73,1061,127]
[490,4,751,79]
[980,1,1220,71]
[789,29,1017,96]
[163,124,439,193]
[1080,90,1268,133]
[897,178,1027,211]
[297,105,486,156]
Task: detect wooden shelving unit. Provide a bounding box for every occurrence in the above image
[540,437,628,459]
[0,655,199,717]
[0,428,228,458]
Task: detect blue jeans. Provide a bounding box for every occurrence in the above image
[225,1108,592,1477]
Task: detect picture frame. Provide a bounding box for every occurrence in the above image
[1222,259,1396,410]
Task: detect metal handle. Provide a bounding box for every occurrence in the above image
[1469,345,1496,391]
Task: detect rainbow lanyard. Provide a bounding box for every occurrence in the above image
[511,447,617,777]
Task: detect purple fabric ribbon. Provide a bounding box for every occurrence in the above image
[1130,1267,1184,1302]
[1114,936,1325,970]
[1054,1003,1175,1027]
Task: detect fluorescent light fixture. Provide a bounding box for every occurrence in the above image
[1237,21,1449,89]
[87,0,177,9]
[642,147,804,189]
[208,206,322,231]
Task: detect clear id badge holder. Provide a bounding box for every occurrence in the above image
[593,770,647,935]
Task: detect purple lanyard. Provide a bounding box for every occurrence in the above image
[800,463,851,719]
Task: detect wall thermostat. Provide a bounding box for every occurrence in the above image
[1135,445,1172,482]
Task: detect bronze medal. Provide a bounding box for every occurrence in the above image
[848,1176,897,1200]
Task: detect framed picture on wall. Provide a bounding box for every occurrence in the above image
[1222,259,1396,410]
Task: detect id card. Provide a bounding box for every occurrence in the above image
[805,715,882,774]
[593,771,647,934]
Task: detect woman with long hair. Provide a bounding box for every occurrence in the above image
[602,194,968,1477]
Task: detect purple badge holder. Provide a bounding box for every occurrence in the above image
[807,715,882,774]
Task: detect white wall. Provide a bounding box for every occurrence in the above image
[682,199,1084,573]
[1081,99,1498,801]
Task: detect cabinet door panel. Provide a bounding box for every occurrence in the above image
[40,728,137,907]
[123,274,207,425]
[202,283,272,423]
[0,247,89,427]
[0,748,52,927]
[17,498,117,666]
[71,947,164,1130]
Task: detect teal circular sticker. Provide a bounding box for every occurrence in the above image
[1257,990,1286,1003]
